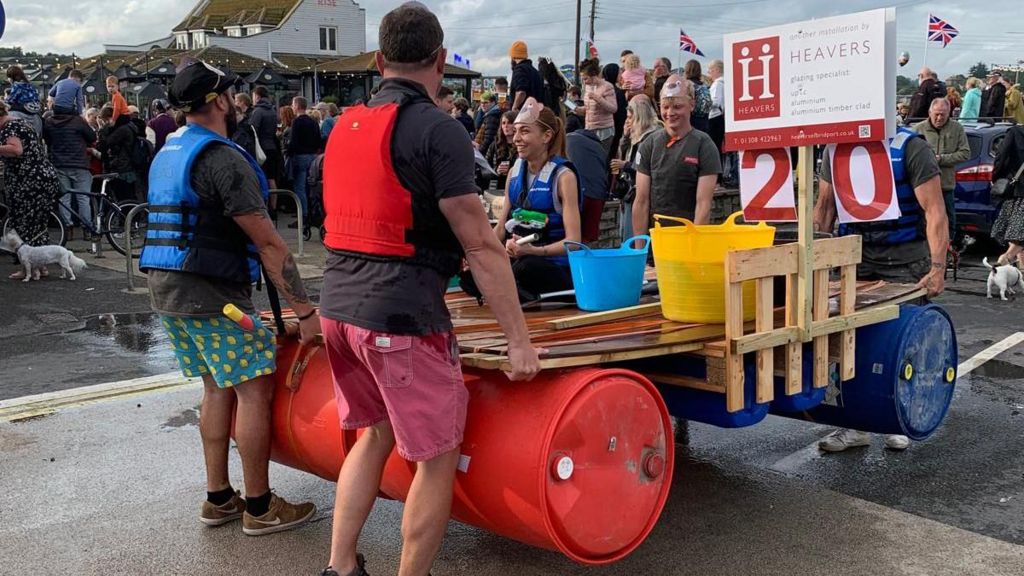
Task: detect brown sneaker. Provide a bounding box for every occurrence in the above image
[200,491,246,526]
[242,494,316,536]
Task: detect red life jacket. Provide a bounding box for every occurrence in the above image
[322,98,462,275]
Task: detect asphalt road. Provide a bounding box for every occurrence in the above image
[2,245,1024,573]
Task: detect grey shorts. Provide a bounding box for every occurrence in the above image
[859,241,930,283]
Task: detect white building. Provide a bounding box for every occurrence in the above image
[105,0,366,62]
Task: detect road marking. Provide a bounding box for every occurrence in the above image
[0,372,198,423]
[956,332,1024,378]
[771,331,1024,472]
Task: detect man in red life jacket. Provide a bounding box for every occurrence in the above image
[317,4,541,576]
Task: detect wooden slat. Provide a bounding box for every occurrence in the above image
[810,305,900,337]
[857,285,926,309]
[796,146,815,342]
[647,372,727,394]
[725,275,746,413]
[784,271,802,395]
[520,323,729,358]
[727,243,799,283]
[733,326,800,355]
[812,269,830,388]
[811,235,863,270]
[839,264,857,381]
[545,302,663,330]
[460,341,705,371]
[755,277,775,403]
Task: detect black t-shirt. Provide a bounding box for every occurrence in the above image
[148,143,268,317]
[511,60,545,103]
[637,128,721,222]
[319,78,479,335]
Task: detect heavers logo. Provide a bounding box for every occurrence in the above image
[732,36,780,121]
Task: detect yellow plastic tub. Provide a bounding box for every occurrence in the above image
[651,212,776,324]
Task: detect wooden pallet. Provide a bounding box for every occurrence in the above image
[449,271,922,378]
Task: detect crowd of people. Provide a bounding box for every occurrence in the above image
[901,66,1024,124]
[3,5,1024,573]
[0,62,368,259]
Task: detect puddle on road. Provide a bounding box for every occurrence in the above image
[162,406,200,429]
[972,359,1024,380]
[68,312,178,372]
[968,359,1024,408]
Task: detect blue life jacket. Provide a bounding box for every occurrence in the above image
[139,124,269,284]
[838,128,924,245]
[507,155,581,267]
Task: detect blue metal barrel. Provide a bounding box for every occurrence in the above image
[767,344,826,413]
[635,355,770,428]
[774,303,957,440]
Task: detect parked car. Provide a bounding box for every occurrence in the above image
[954,121,1015,239]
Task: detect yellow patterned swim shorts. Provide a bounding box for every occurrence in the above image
[160,314,276,388]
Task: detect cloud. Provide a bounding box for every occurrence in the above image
[0,0,1019,79]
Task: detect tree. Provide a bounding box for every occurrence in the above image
[968,62,989,80]
[896,75,915,96]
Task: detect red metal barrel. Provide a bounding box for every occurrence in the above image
[269,338,674,565]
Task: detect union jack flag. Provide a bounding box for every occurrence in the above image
[679,29,704,57]
[928,14,958,48]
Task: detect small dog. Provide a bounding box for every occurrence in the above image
[984,257,1024,301]
[0,229,87,282]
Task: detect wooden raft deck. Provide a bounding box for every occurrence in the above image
[451,280,924,371]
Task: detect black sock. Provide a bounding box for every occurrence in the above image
[246,490,272,517]
[207,486,235,506]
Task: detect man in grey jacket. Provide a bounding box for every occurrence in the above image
[913,97,970,236]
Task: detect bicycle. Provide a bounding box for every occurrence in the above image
[1,174,149,257]
[0,202,64,247]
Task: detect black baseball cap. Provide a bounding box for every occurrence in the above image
[168,60,240,113]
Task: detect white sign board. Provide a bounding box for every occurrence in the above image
[723,8,896,151]
[738,148,796,222]
[826,141,900,224]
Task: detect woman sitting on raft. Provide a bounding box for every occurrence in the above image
[492,97,583,303]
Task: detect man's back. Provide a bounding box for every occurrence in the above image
[250,100,279,151]
[909,79,938,120]
[982,83,1007,118]
[148,114,178,153]
[288,114,321,155]
[43,113,95,169]
[49,78,83,113]
[512,60,544,103]
[566,130,609,200]
[320,78,477,335]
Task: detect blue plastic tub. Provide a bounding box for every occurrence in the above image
[565,236,650,312]
[773,304,958,441]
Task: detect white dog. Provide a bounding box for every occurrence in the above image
[984,257,1024,301]
[0,229,87,282]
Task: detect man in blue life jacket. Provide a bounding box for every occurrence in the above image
[813,127,948,453]
[139,60,320,535]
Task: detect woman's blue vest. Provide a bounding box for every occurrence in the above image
[839,128,925,245]
[139,124,269,284]
[507,156,581,267]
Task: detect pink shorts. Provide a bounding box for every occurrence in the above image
[320,318,468,462]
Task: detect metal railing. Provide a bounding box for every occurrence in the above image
[123,191,305,290]
[124,202,149,292]
[269,189,304,258]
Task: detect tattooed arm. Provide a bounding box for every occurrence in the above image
[233,212,320,344]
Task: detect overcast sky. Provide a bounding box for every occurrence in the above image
[2,0,1022,78]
